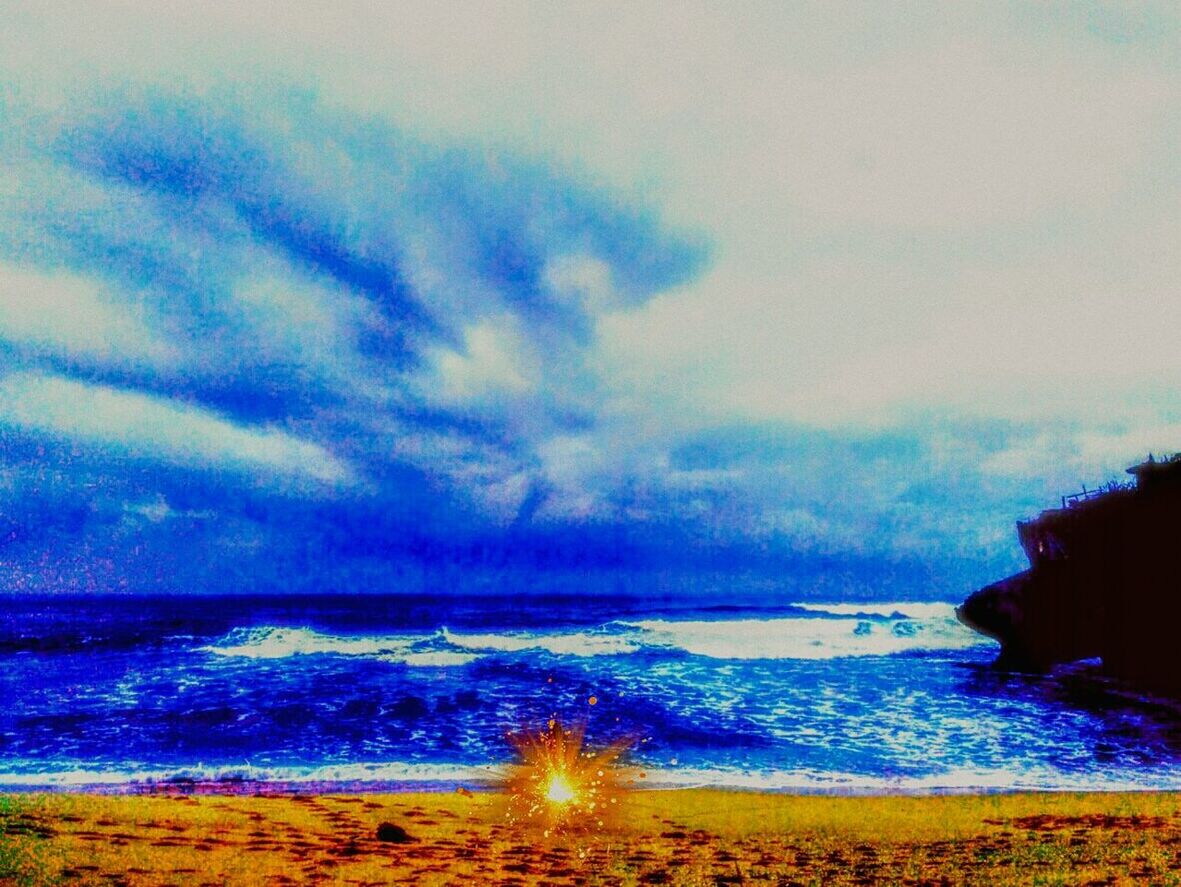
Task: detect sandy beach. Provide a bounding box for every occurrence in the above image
[3,789,1181,885]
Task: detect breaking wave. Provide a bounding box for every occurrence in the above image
[793,602,961,620]
[199,626,481,666]
[439,627,641,657]
[198,603,988,665]
[623,611,987,660]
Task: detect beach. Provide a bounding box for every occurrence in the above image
[3,789,1181,885]
[5,596,1181,885]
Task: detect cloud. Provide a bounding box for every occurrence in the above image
[428,319,536,405]
[728,38,1169,230]
[0,262,173,368]
[0,372,351,486]
[1,4,1179,595]
[0,80,723,591]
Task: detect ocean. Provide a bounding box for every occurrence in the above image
[2,593,1180,793]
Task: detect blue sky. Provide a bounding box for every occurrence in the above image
[1,2,1180,597]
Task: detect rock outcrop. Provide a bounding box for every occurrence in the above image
[957,455,1181,695]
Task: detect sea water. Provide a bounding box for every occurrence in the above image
[2,593,1180,792]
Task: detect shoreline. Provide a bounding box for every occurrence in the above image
[4,788,1181,884]
[8,780,1181,797]
[5,772,1181,796]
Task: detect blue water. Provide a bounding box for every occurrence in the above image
[2,593,1181,792]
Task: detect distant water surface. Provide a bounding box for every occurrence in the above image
[2,593,1181,792]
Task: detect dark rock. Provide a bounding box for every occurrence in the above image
[375,821,414,843]
[454,690,480,709]
[339,698,380,719]
[387,696,430,721]
[269,704,314,729]
[959,454,1181,694]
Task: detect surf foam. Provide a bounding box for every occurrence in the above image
[623,612,989,660]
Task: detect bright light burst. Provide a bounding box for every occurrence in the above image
[503,719,631,835]
[546,772,577,805]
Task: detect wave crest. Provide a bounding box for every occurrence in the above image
[623,610,988,661]
[440,627,640,657]
[200,626,480,666]
[197,602,989,665]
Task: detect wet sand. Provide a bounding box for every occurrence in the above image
[3,789,1181,885]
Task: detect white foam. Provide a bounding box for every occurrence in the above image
[395,651,482,667]
[200,626,478,667]
[622,614,990,660]
[794,602,960,620]
[0,762,1174,794]
[198,604,992,667]
[0,761,501,789]
[440,627,641,657]
[637,765,1181,793]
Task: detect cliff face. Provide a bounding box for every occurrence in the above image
[957,458,1181,695]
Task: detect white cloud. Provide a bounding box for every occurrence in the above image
[724,39,1169,230]
[0,372,351,486]
[984,421,1181,481]
[0,263,173,367]
[738,209,1181,430]
[428,320,535,404]
[122,494,215,523]
[6,4,1180,446]
[229,269,386,400]
[545,254,616,313]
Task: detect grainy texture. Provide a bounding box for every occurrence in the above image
[3,790,1181,885]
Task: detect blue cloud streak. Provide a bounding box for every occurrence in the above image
[0,83,1054,597]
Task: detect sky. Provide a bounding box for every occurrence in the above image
[1,1,1180,597]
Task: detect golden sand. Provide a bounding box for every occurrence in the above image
[3,789,1181,885]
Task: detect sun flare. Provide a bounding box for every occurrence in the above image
[545,772,577,805]
[502,719,631,833]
